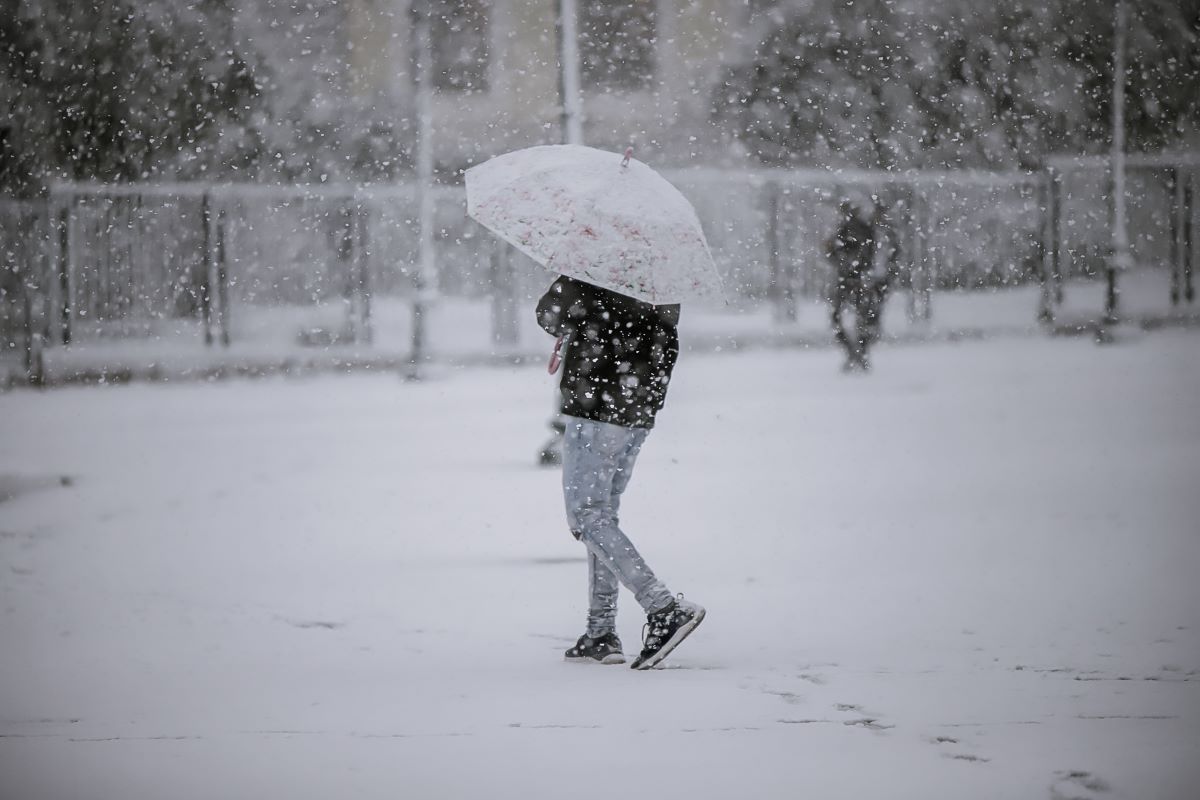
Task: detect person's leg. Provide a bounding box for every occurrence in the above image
[864,277,890,352]
[585,552,619,638]
[563,417,673,617]
[831,281,855,370]
[583,426,648,635]
[831,292,846,346]
[854,286,881,371]
[851,305,868,370]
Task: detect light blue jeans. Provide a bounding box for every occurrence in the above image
[562,416,673,638]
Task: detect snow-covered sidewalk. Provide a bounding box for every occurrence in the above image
[4,268,1195,386]
[1,330,1198,799]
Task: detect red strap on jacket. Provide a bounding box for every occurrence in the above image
[548,335,565,374]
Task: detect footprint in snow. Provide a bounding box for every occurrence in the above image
[1050,770,1110,799]
[929,735,990,763]
[777,703,893,731]
[764,688,805,705]
[834,704,893,731]
[283,618,344,630]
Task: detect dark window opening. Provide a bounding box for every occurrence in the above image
[580,0,657,91]
[412,0,490,93]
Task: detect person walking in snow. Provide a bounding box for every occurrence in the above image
[536,275,705,670]
[825,200,892,372]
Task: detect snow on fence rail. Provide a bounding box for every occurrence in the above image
[1,162,1196,384]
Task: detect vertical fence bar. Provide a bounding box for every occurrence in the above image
[28,203,46,386]
[765,181,780,321]
[216,204,230,347]
[39,198,53,344]
[905,188,918,323]
[766,180,795,323]
[919,191,930,322]
[1172,167,1182,306]
[21,262,37,384]
[1185,170,1195,304]
[13,202,36,383]
[1038,174,1055,324]
[927,192,937,321]
[337,200,358,344]
[358,201,373,344]
[201,192,214,346]
[1053,174,1064,304]
[57,201,72,345]
[908,190,932,323]
[95,200,107,321]
[134,193,149,319]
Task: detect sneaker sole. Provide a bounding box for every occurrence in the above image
[631,606,706,670]
[564,654,626,665]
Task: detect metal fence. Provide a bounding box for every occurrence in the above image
[1,160,1196,384]
[675,167,1049,323]
[1043,153,1198,313]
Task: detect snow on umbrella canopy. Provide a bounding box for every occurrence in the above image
[465,144,724,305]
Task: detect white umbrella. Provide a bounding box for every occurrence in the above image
[465,144,724,305]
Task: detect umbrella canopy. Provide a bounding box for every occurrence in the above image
[465,144,724,305]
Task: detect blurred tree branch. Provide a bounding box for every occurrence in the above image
[1,0,266,193]
[714,0,1200,169]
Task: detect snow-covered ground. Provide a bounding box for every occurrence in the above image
[1,329,1198,799]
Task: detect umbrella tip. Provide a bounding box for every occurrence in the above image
[621,147,633,168]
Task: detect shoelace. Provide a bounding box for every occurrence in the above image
[641,593,686,646]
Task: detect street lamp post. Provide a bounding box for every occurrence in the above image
[1108,0,1132,323]
[408,1,436,380]
[559,0,584,146]
[537,0,585,465]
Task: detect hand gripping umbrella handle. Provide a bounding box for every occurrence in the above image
[548,335,565,374]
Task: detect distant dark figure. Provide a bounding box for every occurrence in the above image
[825,201,892,372]
[537,414,565,466]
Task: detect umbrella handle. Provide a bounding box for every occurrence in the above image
[621,147,633,168]
[548,335,565,374]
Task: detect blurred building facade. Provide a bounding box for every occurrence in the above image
[240,0,757,174]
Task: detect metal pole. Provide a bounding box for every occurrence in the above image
[559,0,584,145]
[537,0,586,466]
[1108,0,1132,322]
[408,2,436,380]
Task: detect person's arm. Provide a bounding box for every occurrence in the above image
[536,276,586,336]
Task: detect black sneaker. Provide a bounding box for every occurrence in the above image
[630,597,705,670]
[564,632,625,664]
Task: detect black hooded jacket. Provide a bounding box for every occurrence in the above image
[536,276,680,429]
[827,210,876,288]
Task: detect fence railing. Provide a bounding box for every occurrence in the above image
[1,160,1196,384]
